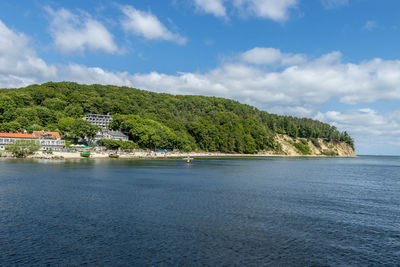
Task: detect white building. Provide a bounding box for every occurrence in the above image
[33,131,66,151]
[0,133,36,151]
[0,131,65,151]
[83,114,113,130]
[106,131,129,141]
[83,114,129,142]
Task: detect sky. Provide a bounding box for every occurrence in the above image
[0,0,400,155]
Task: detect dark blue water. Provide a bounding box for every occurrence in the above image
[1,156,400,266]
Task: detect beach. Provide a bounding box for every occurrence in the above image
[0,150,356,159]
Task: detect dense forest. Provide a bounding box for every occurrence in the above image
[0,82,354,153]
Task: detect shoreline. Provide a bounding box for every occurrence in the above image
[0,151,357,160]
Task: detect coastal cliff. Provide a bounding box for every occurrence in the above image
[274,134,356,157]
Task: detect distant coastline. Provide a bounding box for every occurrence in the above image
[0,150,357,160]
[0,82,355,157]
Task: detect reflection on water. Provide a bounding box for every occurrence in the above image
[0,156,399,265]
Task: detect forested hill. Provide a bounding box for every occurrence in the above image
[0,82,354,154]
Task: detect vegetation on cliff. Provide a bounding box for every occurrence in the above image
[0,82,354,153]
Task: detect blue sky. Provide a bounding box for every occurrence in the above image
[0,0,400,155]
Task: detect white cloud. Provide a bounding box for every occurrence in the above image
[364,20,377,31]
[315,109,389,135]
[191,0,297,22]
[0,20,57,88]
[233,0,298,21]
[321,0,349,9]
[121,5,187,45]
[315,109,400,154]
[241,47,306,66]
[46,7,118,54]
[194,0,227,17]
[62,64,136,87]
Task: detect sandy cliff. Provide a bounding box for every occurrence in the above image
[274,134,356,157]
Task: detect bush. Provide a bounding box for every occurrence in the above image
[321,150,338,156]
[98,139,138,151]
[310,138,321,149]
[292,140,312,155]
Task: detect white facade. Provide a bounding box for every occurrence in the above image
[39,139,66,151]
[0,134,66,151]
[107,131,129,141]
[83,114,129,142]
[92,130,129,142]
[83,114,113,129]
[0,137,37,151]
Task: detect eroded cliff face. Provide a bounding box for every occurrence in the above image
[274,134,356,157]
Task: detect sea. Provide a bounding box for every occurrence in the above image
[0,156,399,266]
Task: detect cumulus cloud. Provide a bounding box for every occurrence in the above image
[46,7,118,54]
[241,47,306,66]
[316,109,391,135]
[315,109,400,154]
[191,0,297,22]
[62,64,136,87]
[121,5,187,45]
[0,20,56,88]
[321,0,349,9]
[233,0,298,21]
[194,0,227,17]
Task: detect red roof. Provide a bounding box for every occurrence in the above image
[0,132,35,139]
[33,131,61,139]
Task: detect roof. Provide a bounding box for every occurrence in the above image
[0,132,35,139]
[108,131,128,138]
[33,131,61,139]
[83,114,113,119]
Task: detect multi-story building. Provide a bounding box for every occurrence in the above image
[33,131,66,151]
[82,114,113,130]
[83,114,129,142]
[0,133,36,151]
[0,131,66,151]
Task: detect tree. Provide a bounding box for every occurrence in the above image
[42,98,67,111]
[97,139,138,151]
[98,139,120,150]
[0,95,16,122]
[57,117,75,133]
[64,104,84,118]
[6,139,41,158]
[0,121,22,132]
[69,119,99,143]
